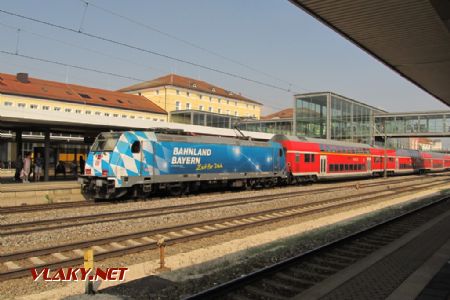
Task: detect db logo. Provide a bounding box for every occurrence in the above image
[31,267,128,282]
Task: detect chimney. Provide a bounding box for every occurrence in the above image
[16,73,29,83]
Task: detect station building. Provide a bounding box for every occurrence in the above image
[118,74,263,124]
[0,72,167,167]
[239,92,385,144]
[294,92,386,144]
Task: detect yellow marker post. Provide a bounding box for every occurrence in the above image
[84,248,94,294]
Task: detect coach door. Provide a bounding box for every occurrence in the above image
[367,157,372,172]
[395,158,399,170]
[320,155,327,175]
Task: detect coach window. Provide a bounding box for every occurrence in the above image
[304,154,310,163]
[295,153,300,163]
[131,141,141,153]
[339,164,344,171]
[311,154,315,162]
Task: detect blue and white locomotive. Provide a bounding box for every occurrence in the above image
[79,130,287,199]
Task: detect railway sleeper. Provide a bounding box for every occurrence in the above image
[330,248,366,259]
[309,256,350,269]
[260,278,304,296]
[242,285,289,300]
[321,252,357,264]
[274,272,316,287]
[286,267,327,282]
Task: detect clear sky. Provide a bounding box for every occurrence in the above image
[0,0,448,115]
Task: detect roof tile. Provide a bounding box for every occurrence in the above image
[118,73,262,105]
[0,73,167,115]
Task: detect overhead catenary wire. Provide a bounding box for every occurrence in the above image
[0,8,293,93]
[0,21,168,74]
[0,22,290,112]
[78,0,308,91]
[0,49,147,82]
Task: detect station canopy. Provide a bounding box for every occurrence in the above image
[290,0,450,106]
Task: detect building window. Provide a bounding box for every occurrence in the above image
[30,104,38,109]
[235,101,237,106]
[199,94,202,99]
[235,111,238,116]
[186,103,191,110]
[54,107,61,111]
[104,113,110,117]
[99,97,107,101]
[18,103,26,108]
[199,105,204,111]
[79,93,91,99]
[246,104,249,108]
[253,105,255,109]
[186,91,190,97]
[209,107,213,112]
[85,110,91,115]
[75,109,82,114]
[4,101,13,106]
[218,108,222,114]
[130,115,135,119]
[175,101,181,111]
[42,106,50,110]
[122,115,127,118]
[227,100,229,104]
[226,110,230,115]
[65,108,71,113]
[152,118,157,121]
[209,97,212,102]
[113,114,118,117]
[156,90,159,95]
[218,98,221,103]
[95,111,101,115]
[160,119,164,122]
[176,90,180,95]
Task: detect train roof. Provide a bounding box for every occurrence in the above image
[154,132,274,147]
[271,134,372,148]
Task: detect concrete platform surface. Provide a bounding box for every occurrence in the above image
[0,180,84,206]
[296,207,450,300]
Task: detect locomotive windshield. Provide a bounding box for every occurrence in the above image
[91,132,121,152]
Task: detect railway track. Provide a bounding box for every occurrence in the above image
[185,195,450,300]
[0,179,447,281]
[1,176,443,236]
[0,174,433,215]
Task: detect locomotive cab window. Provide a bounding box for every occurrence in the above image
[131,141,141,153]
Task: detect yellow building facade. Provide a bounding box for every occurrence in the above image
[119,74,262,121]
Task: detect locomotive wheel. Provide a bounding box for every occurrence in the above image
[168,183,187,196]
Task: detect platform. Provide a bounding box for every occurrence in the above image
[0,180,84,206]
[296,207,450,300]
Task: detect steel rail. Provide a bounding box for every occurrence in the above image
[0,181,447,281]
